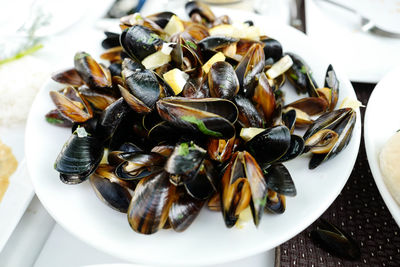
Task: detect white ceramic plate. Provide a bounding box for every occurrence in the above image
[25,8,361,266]
[364,66,400,227]
[306,0,400,83]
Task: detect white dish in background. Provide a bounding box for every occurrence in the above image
[364,66,400,227]
[25,8,361,266]
[306,0,400,83]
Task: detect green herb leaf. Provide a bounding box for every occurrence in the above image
[186,40,197,50]
[181,115,223,138]
[0,43,43,66]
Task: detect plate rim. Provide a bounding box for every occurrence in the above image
[364,66,400,227]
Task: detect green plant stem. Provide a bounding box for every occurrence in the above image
[0,43,43,66]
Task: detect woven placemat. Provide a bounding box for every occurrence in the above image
[278,83,400,266]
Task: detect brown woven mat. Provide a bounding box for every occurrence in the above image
[278,83,400,267]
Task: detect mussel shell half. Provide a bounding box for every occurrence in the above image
[89,174,132,213]
[164,142,206,180]
[261,37,282,62]
[282,109,296,133]
[45,109,74,128]
[198,36,238,51]
[207,136,237,163]
[245,125,291,169]
[285,52,319,96]
[55,132,104,184]
[185,1,216,23]
[74,52,112,90]
[146,11,175,28]
[324,64,339,111]
[96,97,131,141]
[120,25,164,61]
[311,218,361,260]
[78,85,118,111]
[127,171,176,234]
[252,72,276,126]
[156,97,238,139]
[168,188,205,232]
[264,164,296,197]
[51,68,84,86]
[234,95,264,128]
[284,97,328,116]
[184,159,217,200]
[122,58,161,110]
[101,32,120,49]
[208,61,239,99]
[277,135,304,163]
[108,142,143,166]
[115,152,165,180]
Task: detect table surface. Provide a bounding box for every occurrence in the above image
[1,0,400,266]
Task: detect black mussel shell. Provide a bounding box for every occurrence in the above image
[108,63,122,77]
[127,171,176,234]
[156,97,238,139]
[234,95,264,128]
[260,38,282,62]
[102,32,120,49]
[277,135,304,163]
[120,25,164,61]
[51,68,84,87]
[264,164,296,197]
[146,11,175,28]
[282,109,296,133]
[208,61,239,99]
[252,72,276,126]
[311,218,360,260]
[265,189,286,214]
[198,36,238,51]
[245,125,291,169]
[89,174,132,213]
[185,1,216,23]
[285,52,318,97]
[115,152,165,180]
[108,142,143,166]
[168,188,205,232]
[55,131,104,184]
[165,142,206,184]
[324,64,339,111]
[184,159,217,200]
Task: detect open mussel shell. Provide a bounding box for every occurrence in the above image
[127,171,176,234]
[78,85,118,111]
[51,68,84,86]
[208,61,239,99]
[55,130,104,184]
[311,218,360,260]
[235,43,265,97]
[234,95,264,128]
[168,188,205,232]
[156,97,238,139]
[120,25,164,61]
[221,151,268,227]
[252,72,276,126]
[146,11,175,28]
[90,172,132,213]
[303,108,352,141]
[264,164,296,197]
[49,86,93,123]
[304,129,339,154]
[164,142,206,185]
[285,52,318,97]
[282,109,296,133]
[74,52,112,90]
[307,109,356,169]
[245,125,291,169]
[115,152,165,181]
[265,189,286,214]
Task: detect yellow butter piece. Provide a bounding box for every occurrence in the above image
[142,50,171,70]
[164,15,184,36]
[202,52,225,74]
[163,68,189,95]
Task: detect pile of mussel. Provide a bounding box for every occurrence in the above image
[46,1,356,234]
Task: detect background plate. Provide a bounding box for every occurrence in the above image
[25,8,362,266]
[364,66,400,227]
